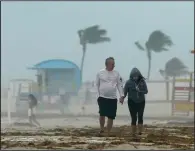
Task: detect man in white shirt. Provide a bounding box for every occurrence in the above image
[96,57,124,136]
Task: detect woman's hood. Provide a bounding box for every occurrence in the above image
[129,68,144,79]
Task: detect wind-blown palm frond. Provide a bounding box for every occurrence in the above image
[78,30,84,38]
[159,69,166,78]
[97,37,111,43]
[78,30,86,45]
[87,36,110,44]
[135,30,173,80]
[78,25,111,45]
[98,29,107,36]
[161,57,189,77]
[135,41,145,51]
[161,48,169,51]
[84,25,99,35]
[146,30,173,52]
[77,25,111,81]
[165,57,187,71]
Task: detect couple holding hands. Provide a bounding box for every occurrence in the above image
[96,57,148,136]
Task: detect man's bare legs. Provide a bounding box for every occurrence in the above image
[107,118,113,136]
[99,116,105,132]
[99,116,114,136]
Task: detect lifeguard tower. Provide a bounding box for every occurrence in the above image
[28,59,81,97]
[171,50,194,116]
[13,59,81,114]
[6,59,82,124]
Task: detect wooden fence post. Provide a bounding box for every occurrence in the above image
[171,77,176,116]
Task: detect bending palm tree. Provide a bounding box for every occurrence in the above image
[159,57,189,78]
[77,25,111,81]
[159,57,189,100]
[135,30,173,80]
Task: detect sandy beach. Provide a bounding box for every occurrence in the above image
[1,97,194,150]
[1,81,194,150]
[1,117,194,150]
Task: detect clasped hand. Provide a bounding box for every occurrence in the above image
[119,97,124,104]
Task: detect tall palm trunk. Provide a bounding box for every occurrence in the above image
[80,43,86,82]
[146,48,151,80]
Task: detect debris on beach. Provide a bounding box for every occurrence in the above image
[1,125,194,150]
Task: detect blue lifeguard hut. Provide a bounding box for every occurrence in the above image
[28,59,81,96]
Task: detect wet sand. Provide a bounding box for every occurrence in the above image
[1,117,194,150]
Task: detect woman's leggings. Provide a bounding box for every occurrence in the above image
[128,99,145,125]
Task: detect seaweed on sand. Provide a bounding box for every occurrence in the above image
[1,125,194,150]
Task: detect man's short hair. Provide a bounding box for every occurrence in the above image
[105,57,115,65]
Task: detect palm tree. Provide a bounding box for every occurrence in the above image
[135,30,173,80]
[77,25,111,81]
[159,57,189,78]
[159,57,189,100]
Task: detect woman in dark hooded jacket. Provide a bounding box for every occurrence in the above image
[122,68,148,136]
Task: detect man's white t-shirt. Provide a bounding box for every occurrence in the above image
[96,69,124,99]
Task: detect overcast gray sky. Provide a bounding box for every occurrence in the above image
[1,1,194,86]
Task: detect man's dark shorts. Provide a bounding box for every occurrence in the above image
[97,97,117,120]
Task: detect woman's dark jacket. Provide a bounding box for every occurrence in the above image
[124,68,148,103]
